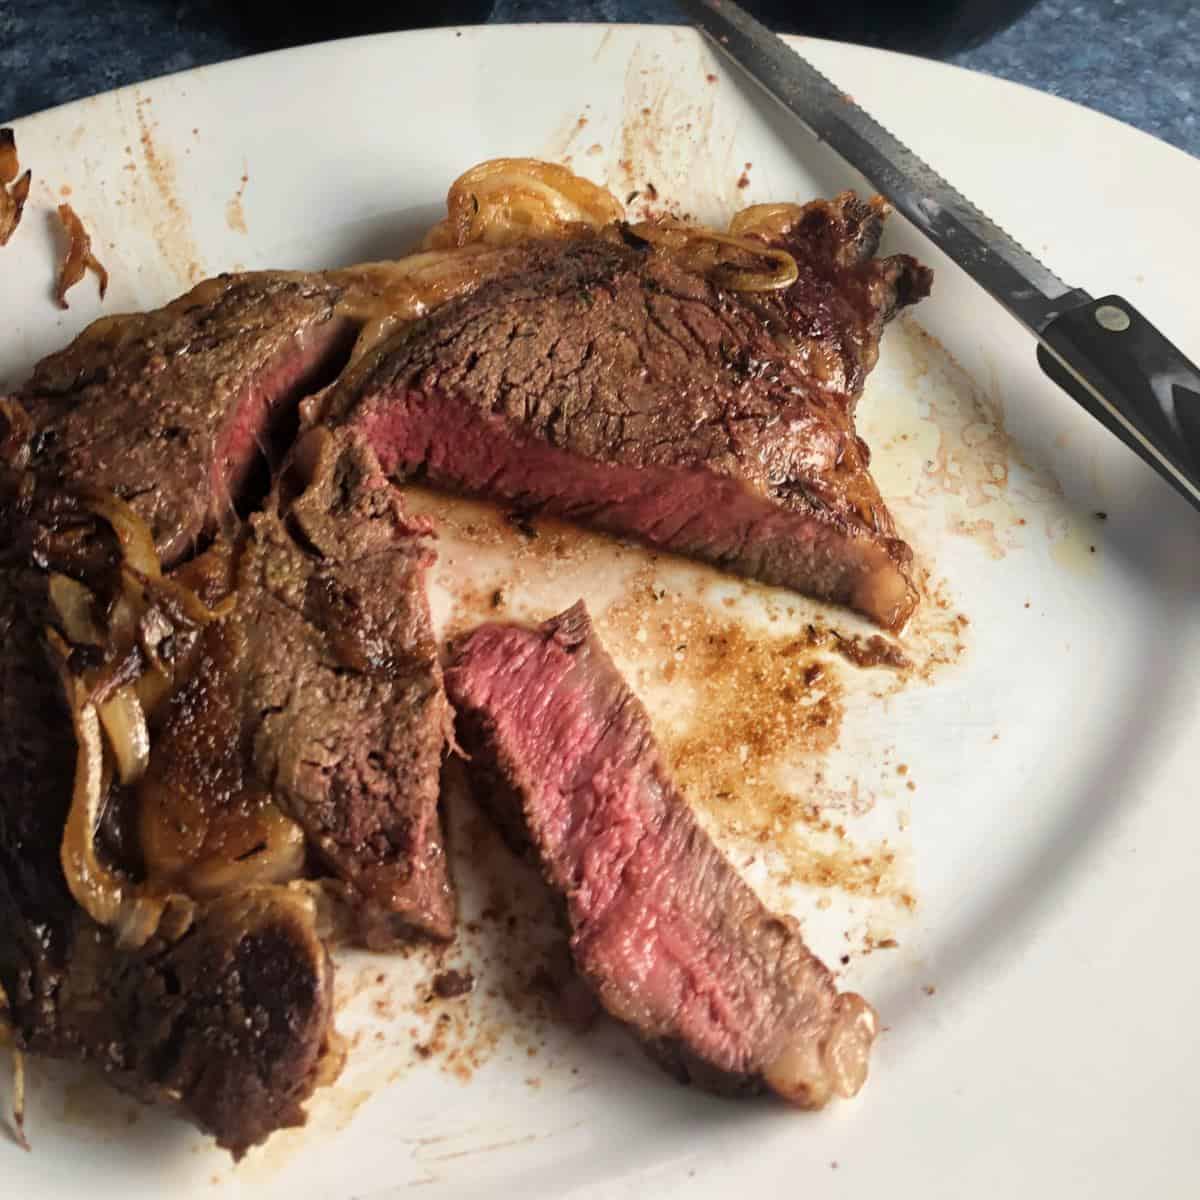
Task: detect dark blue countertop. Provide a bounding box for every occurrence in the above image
[2,1,1197,157]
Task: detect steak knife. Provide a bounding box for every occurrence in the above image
[679,0,1200,511]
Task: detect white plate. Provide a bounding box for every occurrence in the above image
[3,24,1200,1200]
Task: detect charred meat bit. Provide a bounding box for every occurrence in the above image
[432,969,475,999]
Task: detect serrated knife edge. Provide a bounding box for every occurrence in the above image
[681,0,1089,332]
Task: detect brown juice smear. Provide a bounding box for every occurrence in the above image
[129,93,204,285]
[607,44,729,225]
[415,488,963,907]
[866,316,1069,566]
[226,165,249,235]
[321,766,570,1093]
[601,577,908,901]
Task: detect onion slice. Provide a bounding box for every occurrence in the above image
[0,169,29,248]
[423,158,624,250]
[728,202,807,243]
[626,221,800,293]
[704,234,799,294]
[288,879,358,946]
[48,573,104,646]
[135,567,236,624]
[0,128,17,185]
[97,685,150,785]
[48,627,166,948]
[49,627,122,928]
[55,203,109,309]
[79,488,160,578]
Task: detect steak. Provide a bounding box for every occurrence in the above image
[138,427,455,945]
[331,195,931,629]
[16,271,359,566]
[0,291,454,1147]
[444,602,878,1107]
[0,565,337,1157]
[0,184,916,1148]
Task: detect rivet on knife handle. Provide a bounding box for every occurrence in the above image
[1037,298,1200,508]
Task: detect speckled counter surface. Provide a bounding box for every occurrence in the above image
[1,0,1197,157]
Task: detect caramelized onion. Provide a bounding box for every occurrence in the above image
[97,685,150,785]
[0,128,30,247]
[422,158,623,250]
[80,488,160,577]
[627,220,799,293]
[133,664,173,722]
[0,128,17,184]
[179,809,307,899]
[139,775,307,902]
[48,627,167,948]
[334,244,528,334]
[48,573,104,645]
[49,576,146,784]
[288,879,358,945]
[50,627,122,928]
[706,235,799,293]
[0,170,29,248]
[55,203,109,309]
[728,202,806,243]
[135,566,236,625]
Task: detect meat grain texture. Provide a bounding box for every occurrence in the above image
[331,195,929,629]
[0,277,452,1153]
[0,565,338,1156]
[446,603,878,1108]
[0,187,929,1153]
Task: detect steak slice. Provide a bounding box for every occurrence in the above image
[0,567,337,1158]
[332,195,931,629]
[444,602,878,1107]
[137,428,455,945]
[16,271,359,566]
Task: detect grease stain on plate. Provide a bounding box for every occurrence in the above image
[126,92,205,285]
[866,315,1070,565]
[226,164,249,235]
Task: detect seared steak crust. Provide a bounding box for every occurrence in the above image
[0,569,336,1158]
[335,196,930,628]
[140,429,455,946]
[0,188,921,1151]
[17,271,358,566]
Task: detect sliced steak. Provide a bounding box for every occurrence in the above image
[445,602,878,1107]
[16,271,359,565]
[332,195,930,629]
[0,567,338,1158]
[137,428,455,945]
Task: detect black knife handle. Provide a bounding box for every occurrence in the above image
[1037,294,1200,511]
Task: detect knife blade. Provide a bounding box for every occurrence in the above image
[679,0,1200,511]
